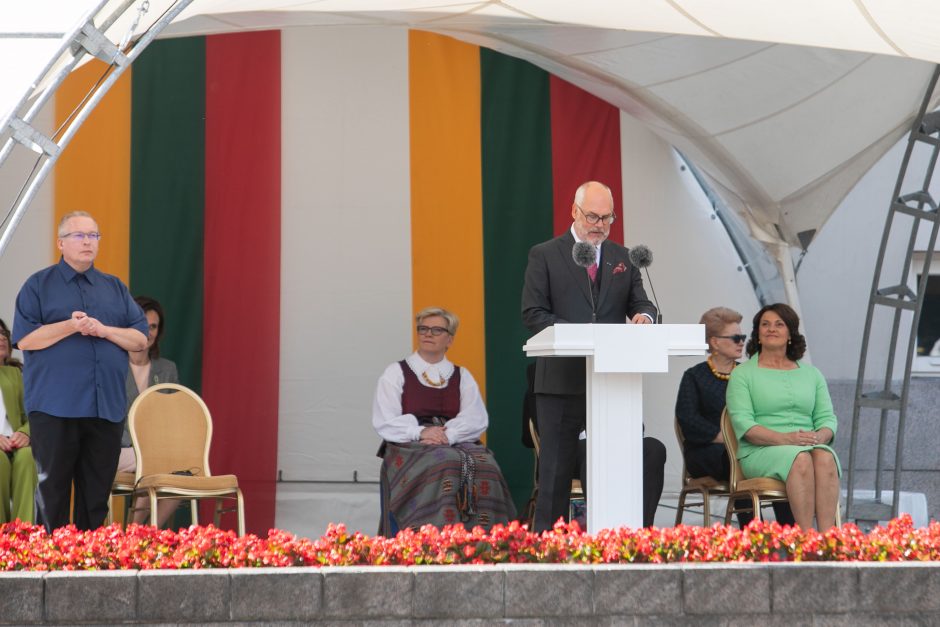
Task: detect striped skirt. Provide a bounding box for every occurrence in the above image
[379,441,516,536]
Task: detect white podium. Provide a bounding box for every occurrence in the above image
[523,323,705,532]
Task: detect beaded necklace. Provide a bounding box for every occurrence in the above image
[706,355,735,381]
[421,370,447,387]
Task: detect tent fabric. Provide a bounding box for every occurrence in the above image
[409,31,486,396]
[46,27,652,513]
[54,61,132,283]
[480,46,554,505]
[129,37,206,392]
[550,76,623,244]
[54,33,282,535]
[7,0,940,528]
[8,1,940,254]
[202,30,281,535]
[276,25,413,503]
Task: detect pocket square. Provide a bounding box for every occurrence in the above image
[612,262,627,275]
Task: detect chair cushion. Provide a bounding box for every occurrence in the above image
[136,473,239,492]
[112,472,136,490]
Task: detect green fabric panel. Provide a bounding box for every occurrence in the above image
[480,49,554,511]
[129,37,206,392]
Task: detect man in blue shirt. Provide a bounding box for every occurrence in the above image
[13,211,148,531]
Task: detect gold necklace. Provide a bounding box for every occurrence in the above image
[706,355,734,381]
[421,370,447,387]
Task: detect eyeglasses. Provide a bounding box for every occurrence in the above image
[60,231,101,242]
[575,204,616,225]
[416,325,449,337]
[715,334,747,343]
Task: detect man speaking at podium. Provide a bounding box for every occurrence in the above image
[522,181,660,532]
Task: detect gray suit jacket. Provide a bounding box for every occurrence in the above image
[521,230,656,396]
[121,357,179,447]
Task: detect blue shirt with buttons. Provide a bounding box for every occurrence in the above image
[12,258,148,422]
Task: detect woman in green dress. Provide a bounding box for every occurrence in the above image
[0,325,36,524]
[726,303,840,530]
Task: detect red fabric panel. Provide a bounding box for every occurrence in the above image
[203,31,281,534]
[549,76,624,244]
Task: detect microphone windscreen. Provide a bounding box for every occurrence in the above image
[572,241,596,268]
[628,244,653,269]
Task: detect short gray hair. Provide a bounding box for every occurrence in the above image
[415,307,459,335]
[699,306,743,342]
[57,211,96,237]
[573,181,614,209]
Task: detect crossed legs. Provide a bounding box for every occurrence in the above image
[786,448,839,530]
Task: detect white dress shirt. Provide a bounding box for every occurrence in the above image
[372,352,488,445]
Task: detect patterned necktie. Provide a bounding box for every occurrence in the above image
[588,262,598,282]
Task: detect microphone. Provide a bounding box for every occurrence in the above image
[628,244,662,323]
[572,241,598,323]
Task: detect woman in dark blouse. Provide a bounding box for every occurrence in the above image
[675,306,793,527]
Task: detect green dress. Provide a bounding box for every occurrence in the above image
[725,355,840,482]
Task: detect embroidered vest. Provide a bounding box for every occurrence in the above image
[399,359,461,425]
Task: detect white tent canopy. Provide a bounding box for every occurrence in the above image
[3,0,940,289]
[4,0,940,534]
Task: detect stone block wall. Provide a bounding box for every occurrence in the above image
[2,563,940,624]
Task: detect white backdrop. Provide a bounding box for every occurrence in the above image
[277,26,412,488]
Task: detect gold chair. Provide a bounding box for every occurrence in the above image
[674,417,729,526]
[720,408,790,524]
[521,417,539,526]
[128,383,245,535]
[721,408,841,527]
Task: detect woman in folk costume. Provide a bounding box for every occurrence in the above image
[372,307,516,535]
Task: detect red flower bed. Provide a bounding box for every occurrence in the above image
[1,515,938,570]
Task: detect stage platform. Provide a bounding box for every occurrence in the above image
[274,483,795,539]
[2,562,939,624]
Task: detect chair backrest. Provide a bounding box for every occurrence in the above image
[719,407,744,490]
[128,383,213,480]
[528,416,541,458]
[674,416,693,485]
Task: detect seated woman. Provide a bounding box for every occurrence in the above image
[116,296,180,527]
[0,354,37,524]
[0,320,23,369]
[726,303,841,530]
[372,307,516,535]
[676,306,793,527]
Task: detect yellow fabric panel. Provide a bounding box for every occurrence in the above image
[54,61,131,282]
[409,31,486,399]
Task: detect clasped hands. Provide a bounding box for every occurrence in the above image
[792,429,823,446]
[419,425,449,446]
[0,432,29,453]
[70,311,108,338]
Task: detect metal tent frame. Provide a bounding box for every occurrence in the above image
[0,0,192,257]
[845,66,940,524]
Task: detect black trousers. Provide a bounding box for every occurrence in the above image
[28,412,124,531]
[533,394,585,533]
